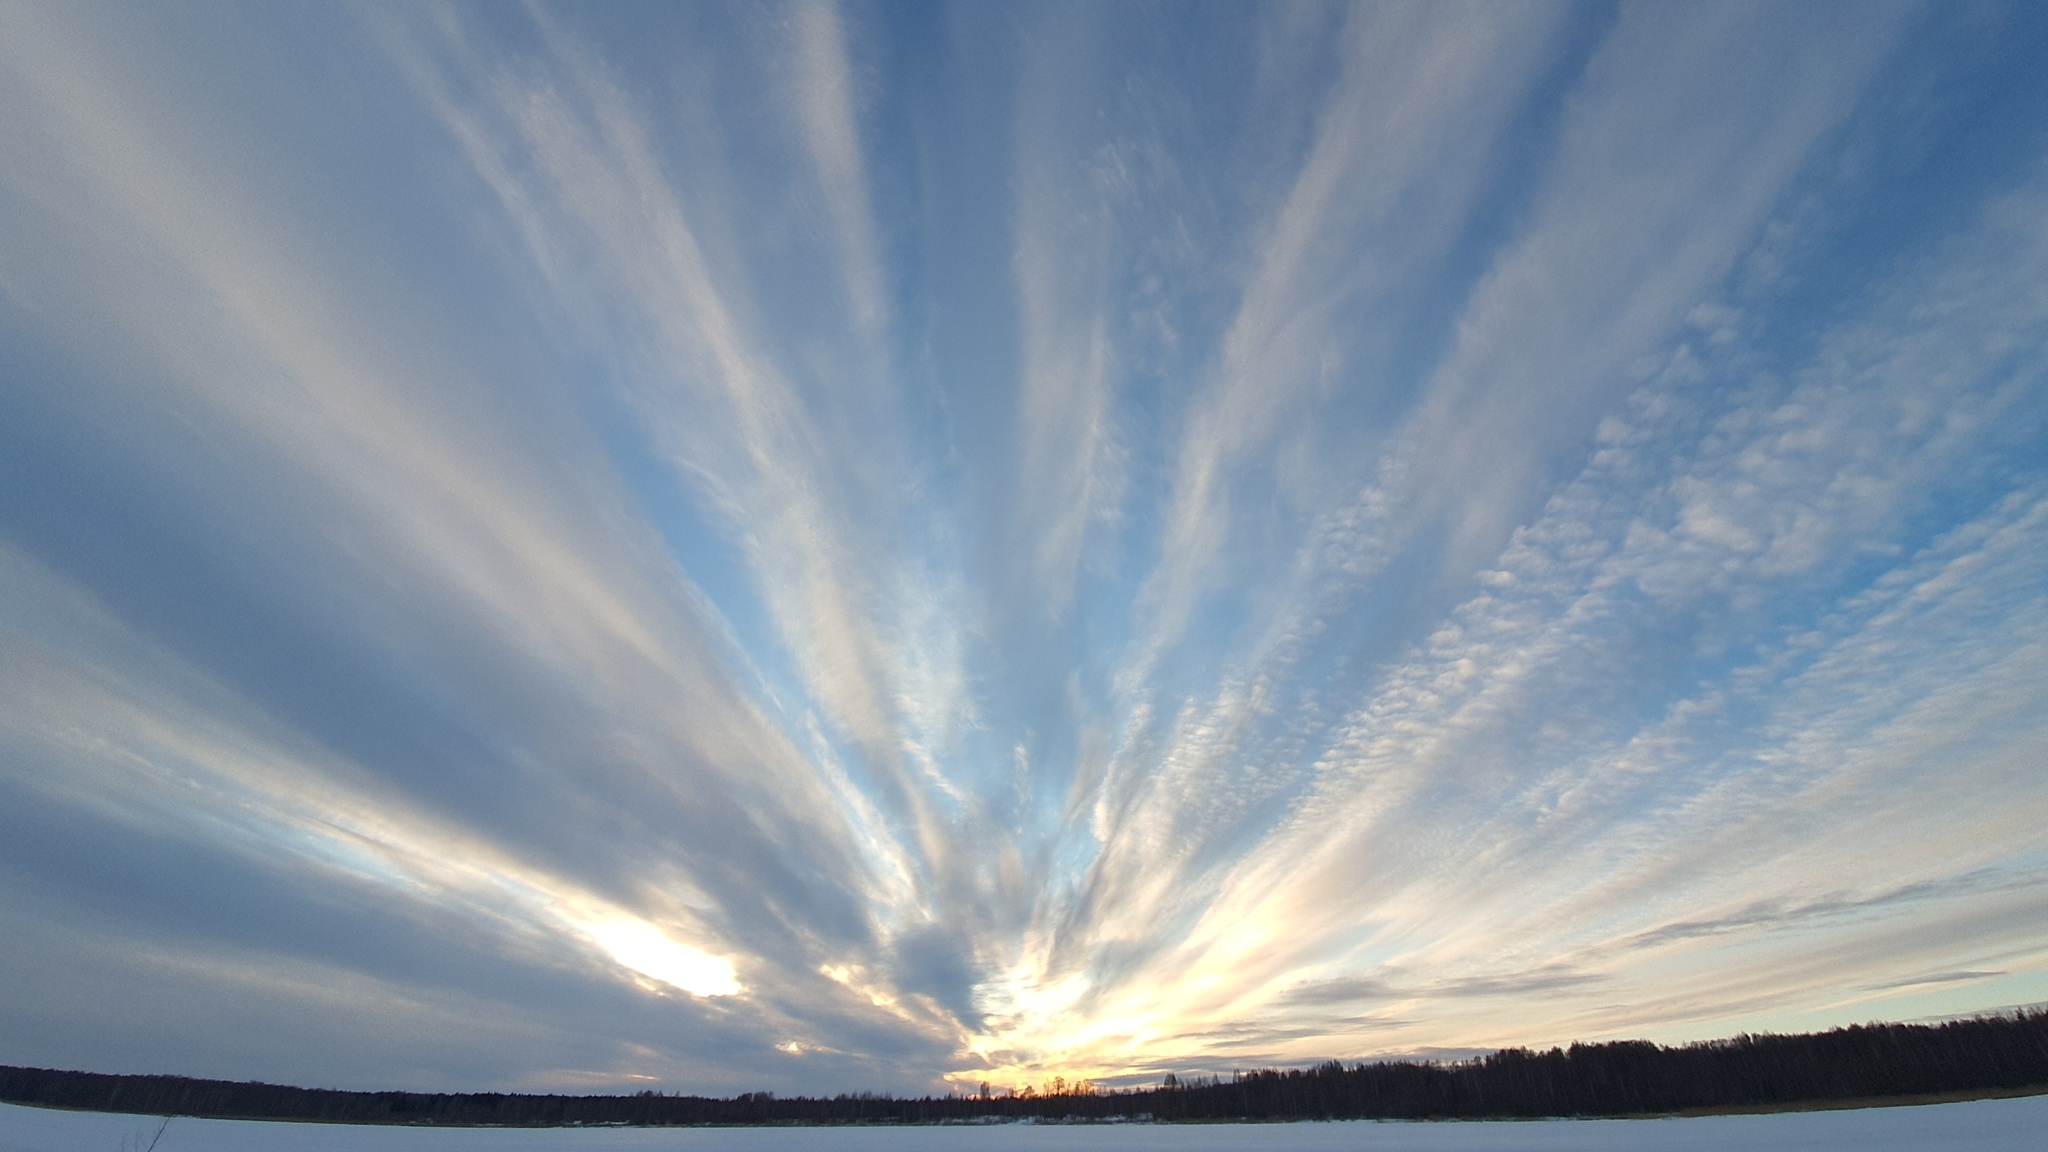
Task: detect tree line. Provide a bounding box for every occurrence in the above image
[3,1009,2043,1126]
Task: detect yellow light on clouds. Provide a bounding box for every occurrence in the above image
[587,919,740,997]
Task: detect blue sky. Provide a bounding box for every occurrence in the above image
[2,0,2046,1096]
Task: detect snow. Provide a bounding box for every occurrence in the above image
[3,1095,2043,1152]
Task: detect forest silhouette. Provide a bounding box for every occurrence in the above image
[6,1010,2045,1125]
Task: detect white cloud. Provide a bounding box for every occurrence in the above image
[1132,1,1568,678]
[1,0,2042,1093]
[987,146,2048,1073]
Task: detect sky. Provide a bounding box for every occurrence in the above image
[1,0,2046,1099]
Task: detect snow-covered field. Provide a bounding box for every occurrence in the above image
[4,1095,2043,1152]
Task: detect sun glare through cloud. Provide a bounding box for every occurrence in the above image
[0,0,2045,1098]
[584,920,740,999]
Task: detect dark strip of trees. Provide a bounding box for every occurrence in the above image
[4,1010,2044,1126]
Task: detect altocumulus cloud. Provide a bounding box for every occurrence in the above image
[0,0,2045,1095]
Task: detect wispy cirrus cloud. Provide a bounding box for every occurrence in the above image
[2,0,2044,1096]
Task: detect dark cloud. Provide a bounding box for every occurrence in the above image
[1865,971,2003,992]
[1278,966,1606,1007]
[1622,871,2017,951]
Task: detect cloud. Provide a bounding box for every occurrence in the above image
[1,0,2044,1094]
[1278,965,1605,1008]
[1132,1,1570,677]
[388,1,979,925]
[788,1,889,335]
[0,0,968,1086]
[968,71,2048,1074]
[1866,971,2004,992]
